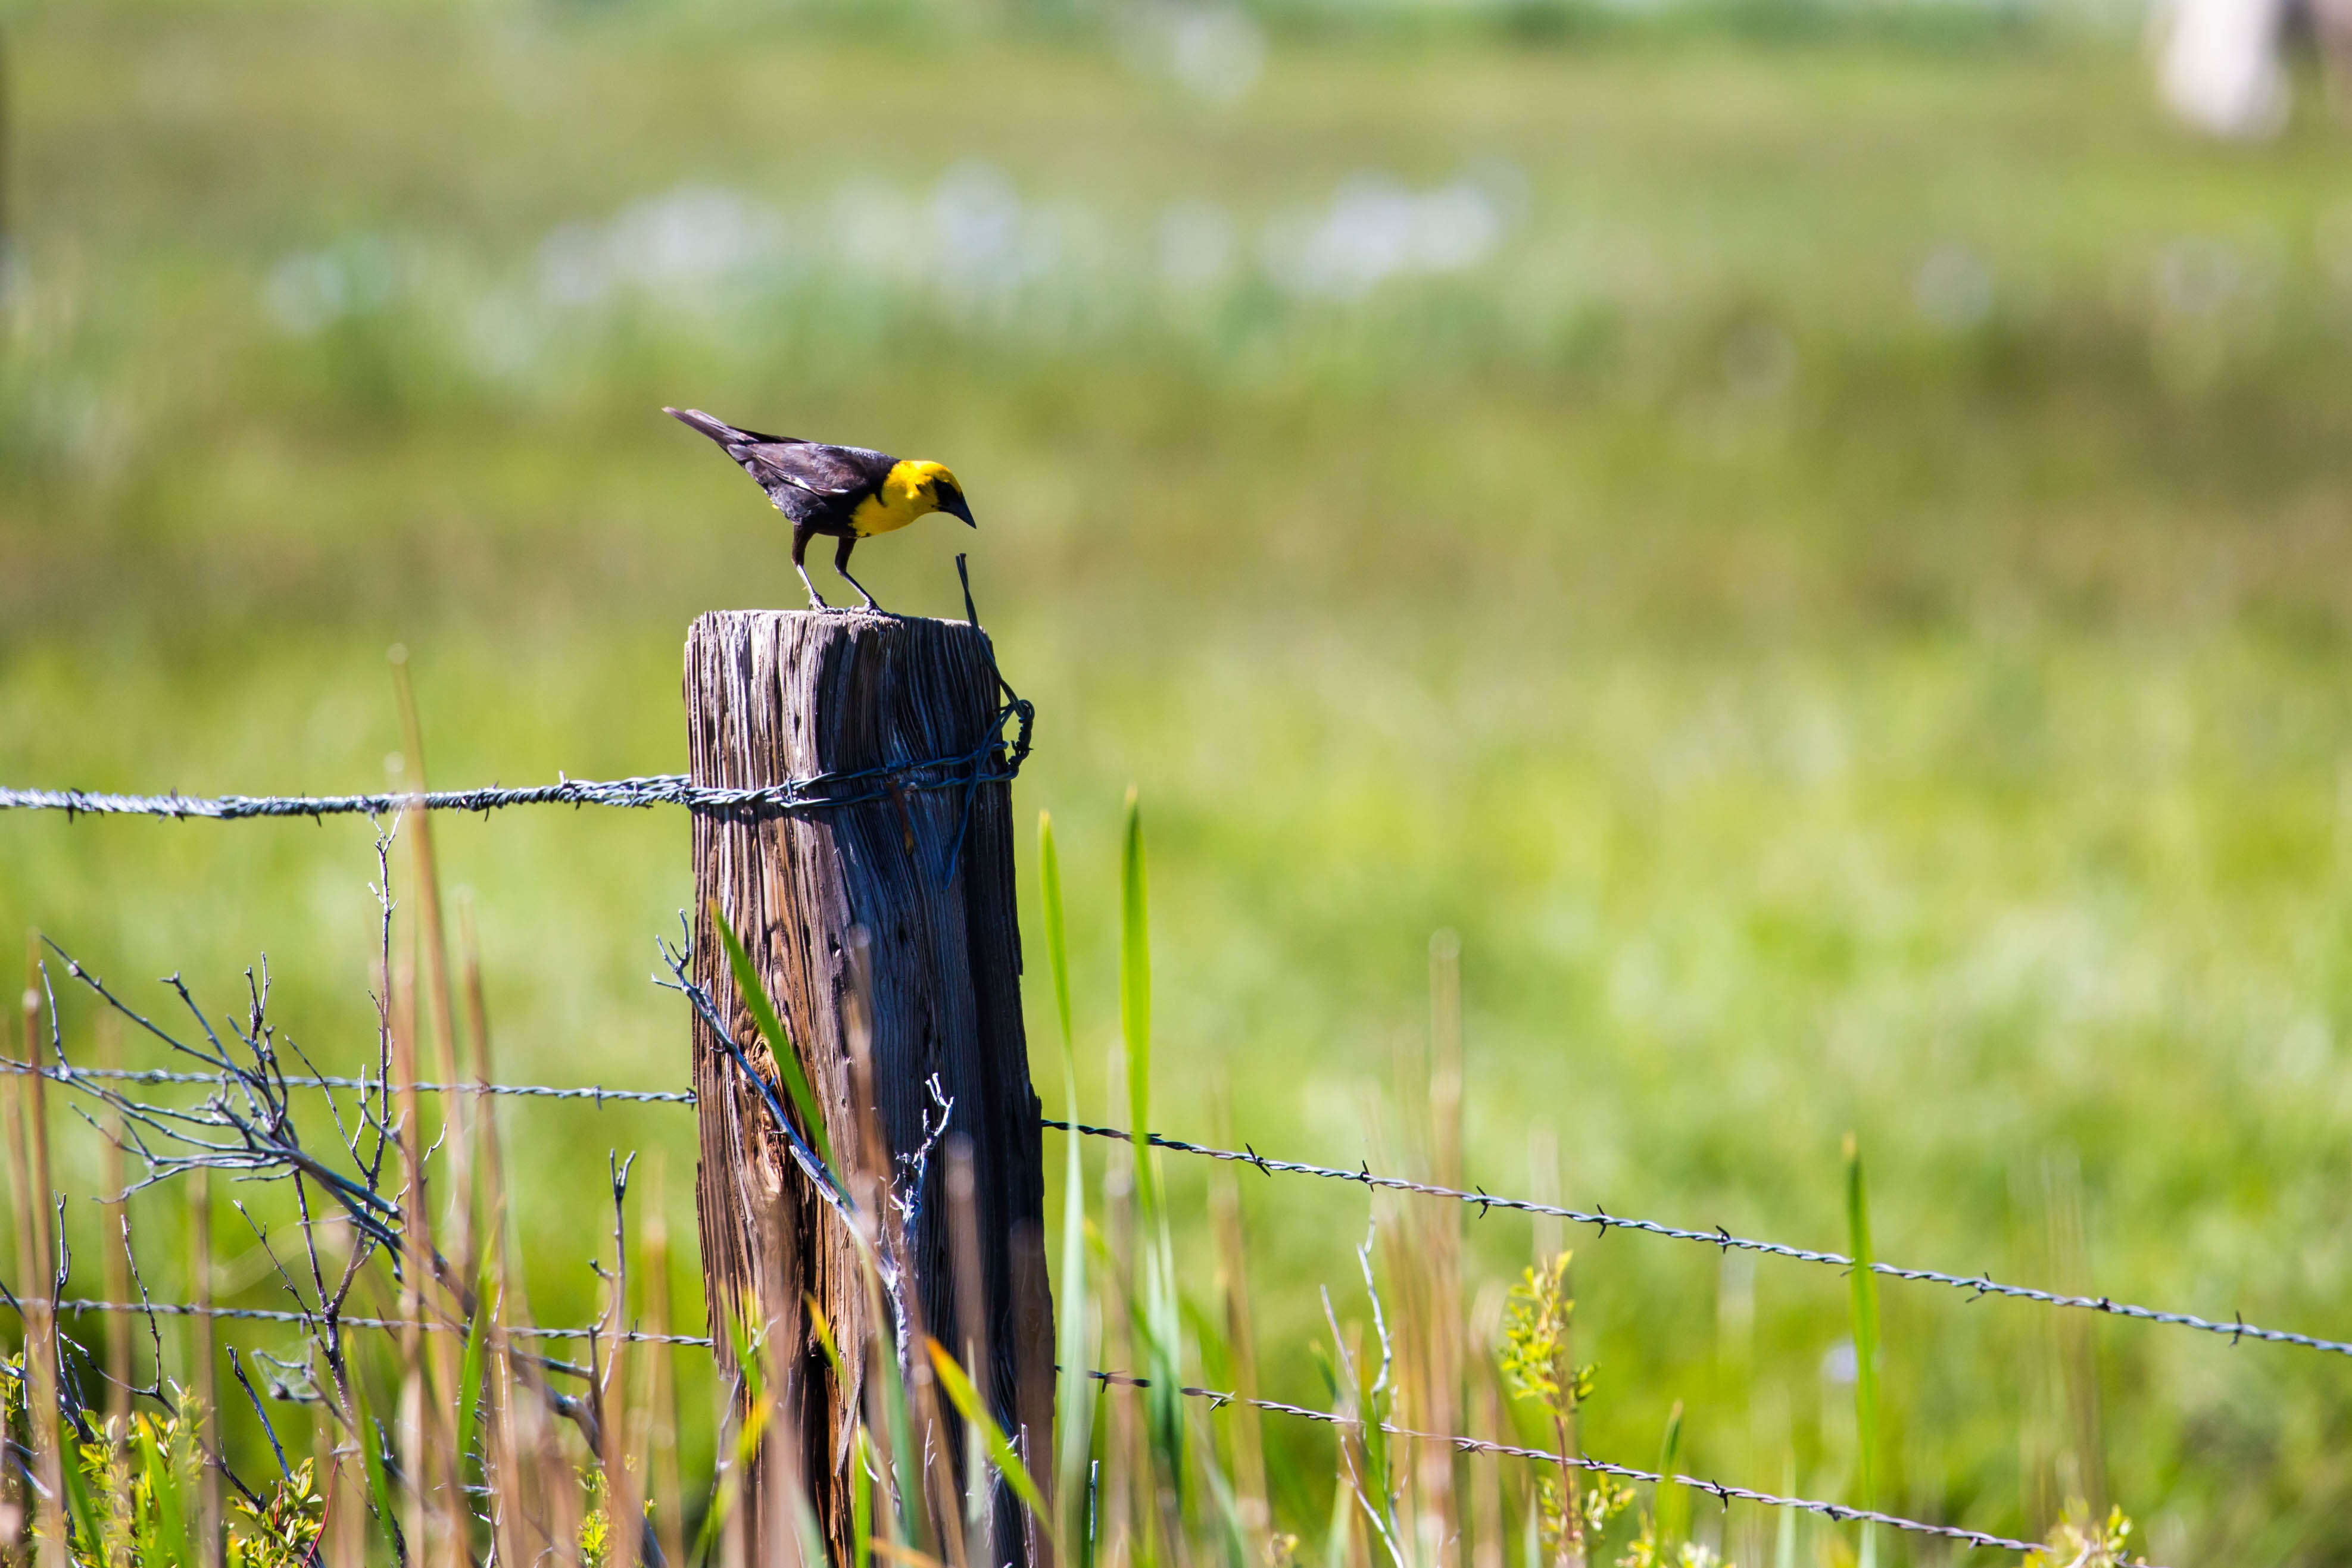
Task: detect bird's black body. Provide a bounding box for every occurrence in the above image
[665,405,974,611]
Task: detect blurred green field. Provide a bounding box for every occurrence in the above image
[8,0,2352,1560]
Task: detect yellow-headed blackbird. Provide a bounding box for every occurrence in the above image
[665,407,976,612]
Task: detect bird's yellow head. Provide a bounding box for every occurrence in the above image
[903,460,976,528]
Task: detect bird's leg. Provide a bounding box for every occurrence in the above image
[834,536,883,613]
[793,527,831,611]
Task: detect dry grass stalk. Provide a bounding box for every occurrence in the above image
[389,650,474,1269]
[386,710,474,1568]
[1206,1107,1268,1548]
[318,1386,367,1568]
[845,939,969,1568]
[387,913,467,1568]
[96,1013,133,1433]
[600,1163,646,1568]
[189,1164,223,1568]
[1403,930,1468,1568]
[641,1157,689,1568]
[389,927,432,1565]
[1099,1126,1137,1568]
[13,968,67,1568]
[757,1233,807,1568]
[1468,1330,1505,1568]
[720,1342,753,1568]
[461,894,554,1568]
[2042,1151,2107,1525]
[946,1139,993,1552]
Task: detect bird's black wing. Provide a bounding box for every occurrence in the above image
[740,441,897,499]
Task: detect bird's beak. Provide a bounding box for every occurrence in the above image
[942,494,977,528]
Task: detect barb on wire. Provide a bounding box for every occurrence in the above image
[1044,1119,2352,1363]
[1080,1369,2160,1566]
[0,692,1030,823]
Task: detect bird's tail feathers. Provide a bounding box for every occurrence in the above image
[664,407,747,446]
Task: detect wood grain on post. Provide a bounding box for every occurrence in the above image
[685,610,1052,1567]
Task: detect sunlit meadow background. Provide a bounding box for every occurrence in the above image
[7,0,2352,1558]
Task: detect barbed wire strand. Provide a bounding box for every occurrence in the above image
[1081,1368,2148,1563]
[1096,1373,2154,1568]
[0,1290,2141,1564]
[38,1296,711,1347]
[0,695,1031,824]
[6,1057,2339,1362]
[1044,1120,2352,1362]
[0,1059,694,1105]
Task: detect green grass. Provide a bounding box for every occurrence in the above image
[7,2,2352,1560]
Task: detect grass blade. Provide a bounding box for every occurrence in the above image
[139,1414,189,1568]
[1654,1400,1686,1557]
[854,1425,877,1568]
[361,1411,399,1560]
[712,901,836,1174]
[454,1265,493,1493]
[1845,1133,1880,1568]
[1040,812,1096,1545]
[1118,791,1154,1215]
[1040,810,1075,1060]
[1118,792,1186,1527]
[925,1338,1056,1536]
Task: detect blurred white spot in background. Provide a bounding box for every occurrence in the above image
[1158,201,1239,288]
[261,236,395,335]
[2156,0,2288,139]
[462,291,544,380]
[1261,171,1515,301]
[1119,4,1266,104]
[536,185,784,307]
[933,161,1051,295]
[1914,244,1994,331]
[1820,1339,1860,1385]
[829,178,928,285]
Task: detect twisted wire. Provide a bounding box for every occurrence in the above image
[0,692,1031,823]
[1047,1120,2352,1361]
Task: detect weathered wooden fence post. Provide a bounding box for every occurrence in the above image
[685,609,1052,1566]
